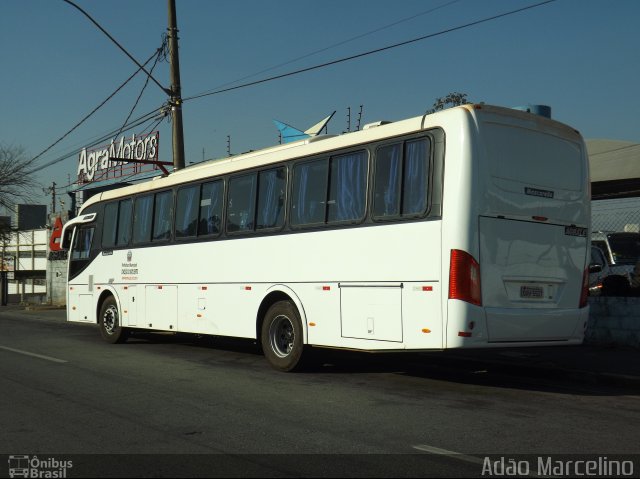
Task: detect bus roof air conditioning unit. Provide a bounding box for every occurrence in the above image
[512,104,551,119]
[363,121,392,130]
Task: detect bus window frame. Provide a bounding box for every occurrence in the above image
[371,134,434,223]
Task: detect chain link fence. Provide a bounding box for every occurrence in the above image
[592,198,640,233]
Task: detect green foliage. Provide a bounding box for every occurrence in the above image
[426,92,470,114]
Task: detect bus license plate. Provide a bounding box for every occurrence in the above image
[520,285,544,299]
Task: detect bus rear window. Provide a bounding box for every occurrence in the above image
[484,123,583,192]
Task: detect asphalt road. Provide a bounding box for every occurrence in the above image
[1,309,639,477]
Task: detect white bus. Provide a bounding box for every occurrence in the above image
[61,104,591,371]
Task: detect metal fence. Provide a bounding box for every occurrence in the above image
[592,198,640,233]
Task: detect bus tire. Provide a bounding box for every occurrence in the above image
[99,296,128,344]
[261,300,305,372]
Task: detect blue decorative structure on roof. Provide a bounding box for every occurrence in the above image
[274,111,336,144]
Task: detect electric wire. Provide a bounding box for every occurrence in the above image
[62,0,168,95]
[184,0,556,102]
[115,39,167,143]
[43,0,555,193]
[192,0,462,96]
[37,107,164,175]
[73,114,168,192]
[28,48,164,171]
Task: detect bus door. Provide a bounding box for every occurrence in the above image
[61,213,98,322]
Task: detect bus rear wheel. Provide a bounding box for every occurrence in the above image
[99,296,128,344]
[261,300,305,372]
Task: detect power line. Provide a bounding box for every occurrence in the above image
[72,114,168,193]
[184,0,556,103]
[28,47,164,169]
[33,107,164,174]
[115,38,168,143]
[38,0,555,184]
[191,0,462,96]
[62,0,169,95]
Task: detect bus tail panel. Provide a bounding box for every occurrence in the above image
[479,216,587,342]
[483,307,588,343]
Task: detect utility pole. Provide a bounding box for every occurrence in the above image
[43,182,57,216]
[167,0,185,170]
[51,182,56,215]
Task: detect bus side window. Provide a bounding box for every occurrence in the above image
[103,199,133,248]
[373,144,402,217]
[227,174,257,233]
[116,199,133,246]
[256,167,286,230]
[373,138,431,219]
[402,139,430,216]
[291,159,328,226]
[133,195,153,244]
[152,191,173,241]
[199,180,223,236]
[72,226,95,260]
[327,150,368,223]
[102,202,118,248]
[176,185,199,238]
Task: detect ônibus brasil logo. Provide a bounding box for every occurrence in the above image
[8,455,73,478]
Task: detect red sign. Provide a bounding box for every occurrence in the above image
[49,216,63,252]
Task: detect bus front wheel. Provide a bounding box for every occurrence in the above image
[99,296,129,344]
[261,300,304,372]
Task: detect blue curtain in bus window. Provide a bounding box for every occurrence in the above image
[292,160,328,226]
[402,139,429,215]
[373,144,401,217]
[116,199,132,246]
[153,191,173,241]
[176,185,198,238]
[199,181,223,235]
[328,150,367,223]
[133,195,153,244]
[257,168,285,229]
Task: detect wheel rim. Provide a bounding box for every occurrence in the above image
[269,314,295,358]
[102,305,118,335]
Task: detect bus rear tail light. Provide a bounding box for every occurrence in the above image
[449,249,482,306]
[579,267,589,308]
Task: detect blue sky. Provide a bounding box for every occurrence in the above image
[1,0,639,210]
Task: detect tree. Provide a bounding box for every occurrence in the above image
[0,143,39,238]
[426,92,470,114]
[0,143,38,211]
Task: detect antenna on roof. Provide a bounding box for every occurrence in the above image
[356,105,364,131]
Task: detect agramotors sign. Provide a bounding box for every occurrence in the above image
[77,132,159,182]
